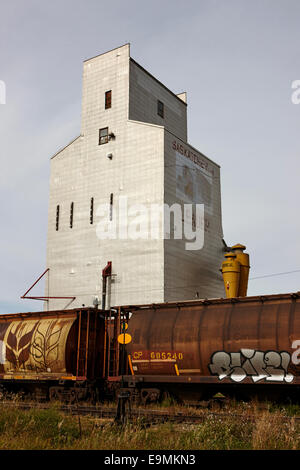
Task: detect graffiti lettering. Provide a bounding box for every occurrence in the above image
[209,349,294,383]
[0,341,5,364]
[291,340,300,365]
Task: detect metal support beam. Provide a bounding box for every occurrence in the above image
[21,268,76,302]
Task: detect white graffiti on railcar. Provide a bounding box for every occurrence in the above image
[291,340,300,365]
[209,349,294,383]
[0,341,5,364]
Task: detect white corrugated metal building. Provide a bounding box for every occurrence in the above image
[45,44,225,310]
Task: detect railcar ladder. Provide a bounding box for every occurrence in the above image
[76,310,90,378]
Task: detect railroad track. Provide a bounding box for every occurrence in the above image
[0,400,299,426]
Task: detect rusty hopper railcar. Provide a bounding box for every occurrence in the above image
[123,292,300,403]
[0,308,111,401]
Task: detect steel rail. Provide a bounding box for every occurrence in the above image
[0,401,299,425]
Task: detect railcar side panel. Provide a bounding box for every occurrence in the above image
[126,294,300,385]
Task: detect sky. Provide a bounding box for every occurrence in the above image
[0,0,300,313]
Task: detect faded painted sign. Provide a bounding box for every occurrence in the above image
[0,318,75,374]
[176,150,213,216]
[209,349,294,383]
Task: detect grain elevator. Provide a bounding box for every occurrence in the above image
[45,44,225,310]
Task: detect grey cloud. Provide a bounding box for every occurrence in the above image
[1,0,300,312]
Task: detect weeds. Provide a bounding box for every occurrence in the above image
[0,400,298,450]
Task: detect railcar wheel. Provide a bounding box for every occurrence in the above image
[140,388,160,405]
[49,387,59,402]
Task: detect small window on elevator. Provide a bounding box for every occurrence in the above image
[99,127,109,145]
[90,197,94,224]
[157,100,164,118]
[70,202,74,228]
[105,90,112,109]
[110,193,113,221]
[56,205,60,231]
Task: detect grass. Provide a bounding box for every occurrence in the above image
[0,400,298,450]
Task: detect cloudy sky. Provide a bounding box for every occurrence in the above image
[1,0,300,313]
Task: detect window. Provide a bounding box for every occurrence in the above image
[56,205,60,231]
[70,202,74,228]
[157,100,164,118]
[90,197,94,225]
[109,193,113,221]
[105,90,112,109]
[99,127,109,145]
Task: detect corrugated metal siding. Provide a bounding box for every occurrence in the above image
[129,59,187,142]
[163,130,225,301]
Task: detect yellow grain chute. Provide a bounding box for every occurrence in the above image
[221,244,250,298]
